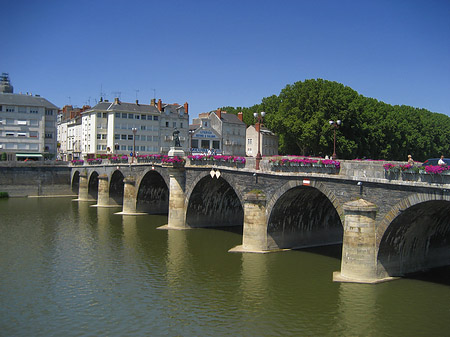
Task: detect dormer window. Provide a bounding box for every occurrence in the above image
[203,121,208,127]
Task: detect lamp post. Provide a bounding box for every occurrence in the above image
[253,111,266,170]
[132,127,137,163]
[329,119,341,160]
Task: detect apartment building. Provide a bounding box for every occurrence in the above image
[58,97,189,159]
[190,109,246,156]
[0,73,58,160]
[246,124,278,157]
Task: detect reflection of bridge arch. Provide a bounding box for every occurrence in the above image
[71,170,80,194]
[109,170,124,205]
[186,174,244,228]
[136,170,169,214]
[88,171,99,200]
[266,181,343,250]
[377,195,450,277]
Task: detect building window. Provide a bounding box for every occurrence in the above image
[30,108,38,114]
[115,134,120,140]
[141,125,146,131]
[45,133,53,139]
[135,114,140,120]
[173,122,176,128]
[203,121,207,127]
[6,106,15,112]
[121,134,127,140]
[97,112,102,118]
[140,146,146,151]
[97,134,101,139]
[102,134,107,139]
[128,135,133,140]
[29,131,38,138]
[45,109,54,115]
[180,122,183,128]
[213,140,220,149]
[153,136,159,142]
[153,116,158,121]
[97,145,101,150]
[18,107,27,113]
[121,145,126,150]
[122,113,127,118]
[247,138,252,145]
[103,113,107,118]
[128,113,134,119]
[115,112,120,118]
[165,122,169,127]
[135,135,140,141]
[141,115,146,120]
[128,146,133,151]
[191,139,198,148]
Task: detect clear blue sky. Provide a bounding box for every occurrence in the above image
[3,0,450,120]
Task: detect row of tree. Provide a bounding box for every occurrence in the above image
[221,79,450,162]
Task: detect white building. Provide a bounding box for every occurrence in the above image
[57,97,189,159]
[57,105,87,161]
[0,73,58,160]
[190,109,246,156]
[246,124,278,157]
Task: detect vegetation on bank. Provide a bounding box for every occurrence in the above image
[0,192,9,199]
[221,79,450,162]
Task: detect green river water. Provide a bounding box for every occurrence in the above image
[1,197,449,336]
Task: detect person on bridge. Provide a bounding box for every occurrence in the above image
[438,155,446,166]
[407,155,414,165]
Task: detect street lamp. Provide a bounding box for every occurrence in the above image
[253,111,266,170]
[132,127,137,163]
[329,119,341,160]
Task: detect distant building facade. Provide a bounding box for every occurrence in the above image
[57,97,189,159]
[0,73,58,160]
[246,124,278,157]
[190,109,246,156]
[57,105,89,161]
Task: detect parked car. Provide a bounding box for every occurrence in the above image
[422,158,450,166]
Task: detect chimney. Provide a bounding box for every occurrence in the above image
[184,102,189,114]
[135,99,139,105]
[157,99,162,111]
[217,108,222,119]
[255,122,260,132]
[151,98,156,106]
[114,97,120,104]
[238,112,243,122]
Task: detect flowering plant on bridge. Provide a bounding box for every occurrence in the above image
[87,158,102,165]
[187,155,246,165]
[270,157,340,169]
[71,159,84,165]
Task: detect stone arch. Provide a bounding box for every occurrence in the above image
[185,170,245,207]
[266,180,344,224]
[265,180,343,250]
[71,170,80,194]
[377,192,450,277]
[136,169,169,214]
[88,170,99,200]
[185,172,244,228]
[109,170,125,205]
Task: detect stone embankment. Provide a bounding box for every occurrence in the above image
[0,161,74,197]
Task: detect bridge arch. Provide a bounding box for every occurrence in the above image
[71,170,80,194]
[136,169,169,214]
[266,180,343,250]
[109,170,124,205]
[185,172,244,228]
[88,170,99,200]
[377,193,450,277]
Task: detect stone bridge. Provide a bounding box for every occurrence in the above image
[71,159,450,283]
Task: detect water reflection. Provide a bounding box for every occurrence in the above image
[166,230,191,289]
[239,253,269,309]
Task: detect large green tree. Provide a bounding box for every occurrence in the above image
[221,79,450,161]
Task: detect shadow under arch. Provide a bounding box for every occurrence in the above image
[71,170,80,194]
[266,183,343,250]
[136,170,169,214]
[186,175,243,228]
[109,170,124,205]
[377,199,450,278]
[88,171,99,200]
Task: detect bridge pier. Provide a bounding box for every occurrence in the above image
[77,170,90,201]
[94,174,111,207]
[230,192,273,253]
[119,176,141,215]
[334,199,393,283]
[166,167,188,229]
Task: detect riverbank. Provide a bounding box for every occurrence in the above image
[0,161,74,197]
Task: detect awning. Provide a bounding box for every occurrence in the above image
[15,153,43,158]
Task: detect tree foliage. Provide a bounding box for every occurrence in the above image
[220,79,450,161]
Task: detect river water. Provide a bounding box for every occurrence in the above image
[1,197,450,336]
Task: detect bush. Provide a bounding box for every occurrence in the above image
[0,192,9,199]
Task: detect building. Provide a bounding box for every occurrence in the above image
[190,109,246,156]
[57,105,89,161]
[57,97,189,159]
[246,124,278,157]
[0,73,58,161]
